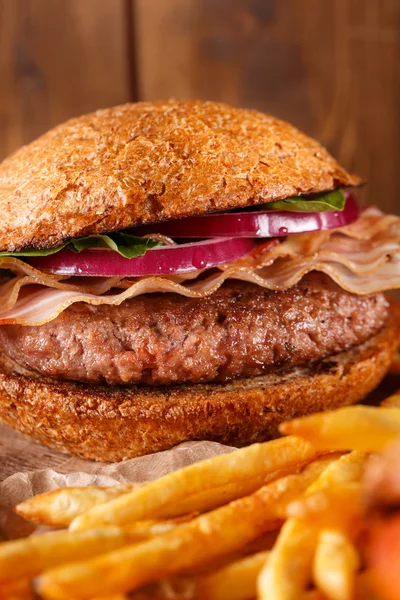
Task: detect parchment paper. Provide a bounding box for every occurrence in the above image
[0,423,234,540]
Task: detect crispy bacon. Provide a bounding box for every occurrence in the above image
[0,207,399,326]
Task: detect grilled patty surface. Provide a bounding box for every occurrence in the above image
[0,273,389,386]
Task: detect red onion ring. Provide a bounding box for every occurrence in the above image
[133,193,360,238]
[26,237,256,277]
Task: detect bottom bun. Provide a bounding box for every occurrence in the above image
[0,308,398,462]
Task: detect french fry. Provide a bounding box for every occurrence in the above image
[0,518,189,583]
[280,406,400,452]
[196,550,270,600]
[179,454,332,581]
[36,487,283,599]
[295,572,374,600]
[181,530,279,578]
[381,391,400,409]
[315,452,365,485]
[286,483,363,530]
[129,578,196,600]
[257,452,365,600]
[253,454,342,519]
[15,480,265,528]
[313,530,360,600]
[131,580,322,600]
[0,579,33,600]
[35,455,335,599]
[258,517,318,600]
[15,483,143,527]
[232,530,280,555]
[69,436,318,531]
[164,480,269,520]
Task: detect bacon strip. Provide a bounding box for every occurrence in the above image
[0,207,398,326]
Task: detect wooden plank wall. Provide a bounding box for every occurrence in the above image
[0,0,131,158]
[0,0,399,213]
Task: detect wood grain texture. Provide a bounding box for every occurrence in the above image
[0,0,131,160]
[0,1,24,159]
[133,0,400,214]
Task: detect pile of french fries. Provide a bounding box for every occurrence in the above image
[1,391,400,600]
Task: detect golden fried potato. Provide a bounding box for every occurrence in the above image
[15,481,268,529]
[196,550,270,600]
[313,530,360,600]
[258,517,318,600]
[381,391,400,409]
[286,482,362,531]
[15,484,142,527]
[0,518,190,583]
[257,452,365,600]
[280,406,400,453]
[36,482,286,598]
[0,579,33,600]
[69,436,317,531]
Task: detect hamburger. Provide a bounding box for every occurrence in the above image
[0,99,398,462]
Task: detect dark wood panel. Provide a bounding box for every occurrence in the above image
[133,0,400,214]
[0,1,23,159]
[0,0,131,161]
[134,0,198,100]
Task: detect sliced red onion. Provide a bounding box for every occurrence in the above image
[26,238,256,277]
[133,193,360,238]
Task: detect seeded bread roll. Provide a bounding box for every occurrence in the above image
[0,100,360,253]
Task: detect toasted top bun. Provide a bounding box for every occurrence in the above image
[0,99,360,252]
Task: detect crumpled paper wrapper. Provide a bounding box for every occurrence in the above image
[0,423,234,540]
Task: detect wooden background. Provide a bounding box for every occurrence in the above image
[0,0,399,213]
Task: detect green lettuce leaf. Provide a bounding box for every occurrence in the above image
[0,233,162,259]
[265,189,346,212]
[0,189,347,259]
[68,233,161,258]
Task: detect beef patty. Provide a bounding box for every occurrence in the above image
[0,274,389,386]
